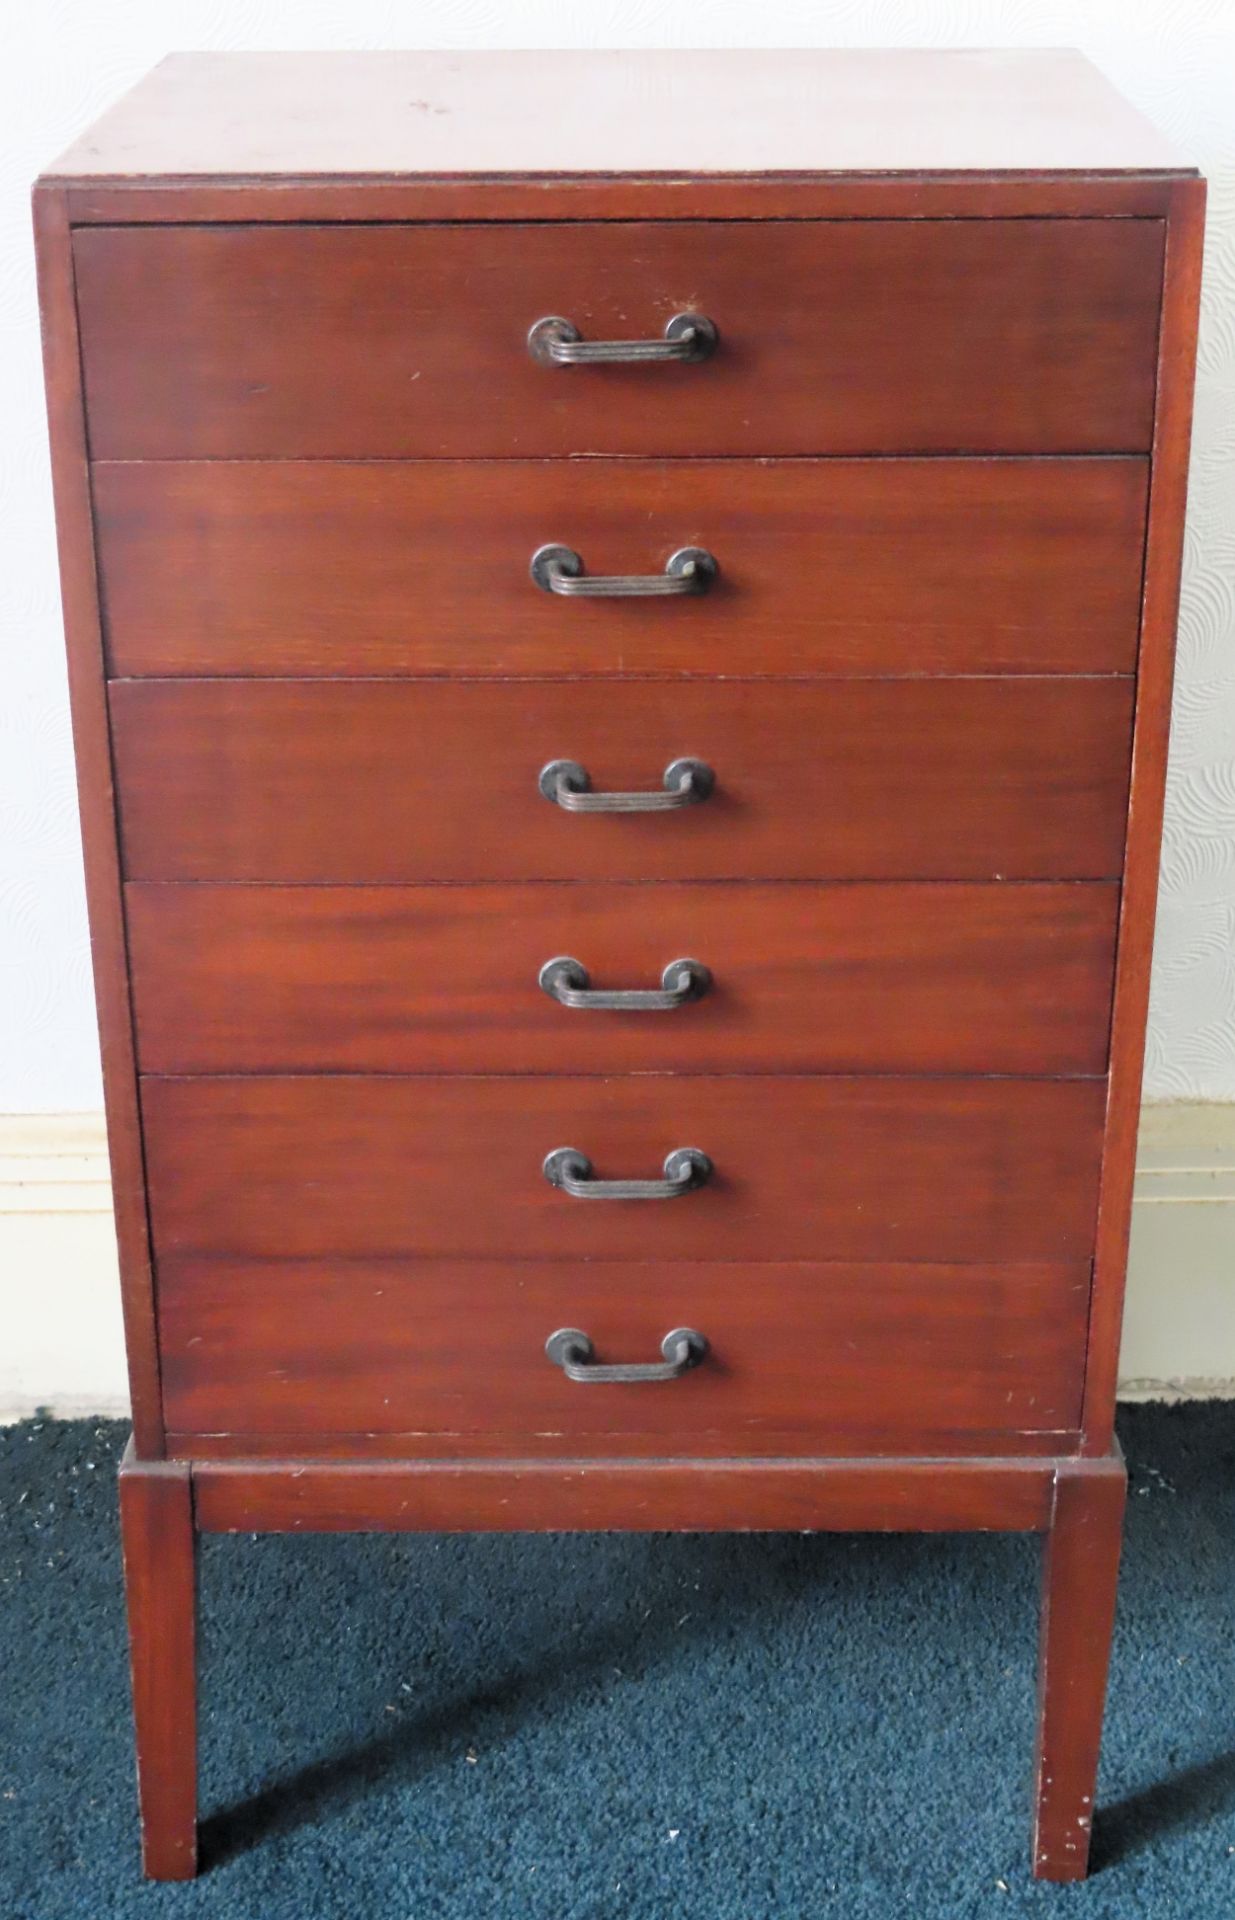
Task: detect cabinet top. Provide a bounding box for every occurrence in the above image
[43,49,1189,182]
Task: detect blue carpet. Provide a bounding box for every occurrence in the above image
[1,1405,1233,1917]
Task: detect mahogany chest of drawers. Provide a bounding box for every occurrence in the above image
[35,49,1203,1883]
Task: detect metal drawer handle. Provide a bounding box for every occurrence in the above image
[539,955,711,1012]
[546,1325,709,1384]
[528,312,718,366]
[531,543,717,599]
[539,756,715,813]
[543,1146,713,1201]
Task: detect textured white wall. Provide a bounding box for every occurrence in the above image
[3,2,1233,1108]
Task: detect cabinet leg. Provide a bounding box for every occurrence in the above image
[1031,1451,1126,1881]
[118,1440,198,1879]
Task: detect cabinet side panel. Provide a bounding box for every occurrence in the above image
[1083,175,1206,1450]
[32,184,163,1454]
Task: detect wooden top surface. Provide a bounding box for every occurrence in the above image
[43,49,1189,181]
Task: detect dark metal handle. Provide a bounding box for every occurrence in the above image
[539,757,715,814]
[531,544,717,599]
[539,956,711,1012]
[543,1146,713,1201]
[528,312,718,366]
[545,1326,709,1384]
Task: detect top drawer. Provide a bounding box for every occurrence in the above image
[73,220,1163,459]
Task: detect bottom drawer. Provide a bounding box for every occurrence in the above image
[158,1258,1089,1455]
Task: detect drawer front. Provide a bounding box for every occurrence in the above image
[157,1257,1089,1449]
[142,1076,1106,1266]
[111,679,1134,883]
[74,220,1162,457]
[127,882,1118,1077]
[95,459,1147,678]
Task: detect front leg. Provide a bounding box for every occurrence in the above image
[118,1441,198,1878]
[1032,1449,1126,1881]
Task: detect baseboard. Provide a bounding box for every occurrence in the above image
[1120,1103,1235,1400]
[2,1105,1233,1421]
[0,1114,129,1420]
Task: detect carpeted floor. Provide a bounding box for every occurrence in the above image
[1,1406,1232,1918]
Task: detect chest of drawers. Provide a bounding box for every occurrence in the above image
[35,49,1203,1884]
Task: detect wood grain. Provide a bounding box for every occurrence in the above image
[1033,1451,1127,1879]
[94,458,1148,678]
[141,1074,1107,1267]
[31,186,165,1455]
[65,176,1183,227]
[191,1452,1058,1535]
[110,678,1135,885]
[117,1444,196,1878]
[1083,177,1207,1452]
[169,1425,1078,1463]
[126,881,1119,1077]
[36,43,1202,1893]
[158,1256,1089,1445]
[73,219,1163,459]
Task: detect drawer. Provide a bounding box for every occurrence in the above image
[142,1076,1106,1266]
[94,459,1147,678]
[111,679,1134,884]
[73,220,1162,457]
[127,882,1119,1077]
[157,1257,1090,1451]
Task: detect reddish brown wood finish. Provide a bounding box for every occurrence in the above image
[126,881,1119,1077]
[191,1452,1059,1535]
[36,49,1203,1887]
[31,187,164,1455]
[158,1256,1089,1446]
[141,1074,1106,1266]
[94,458,1148,678]
[65,176,1183,226]
[1033,1451,1127,1879]
[170,1426,1079,1463]
[117,1445,196,1878]
[1084,176,1207,1452]
[73,220,1163,459]
[110,678,1135,884]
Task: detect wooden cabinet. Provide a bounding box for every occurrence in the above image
[35,48,1203,1886]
